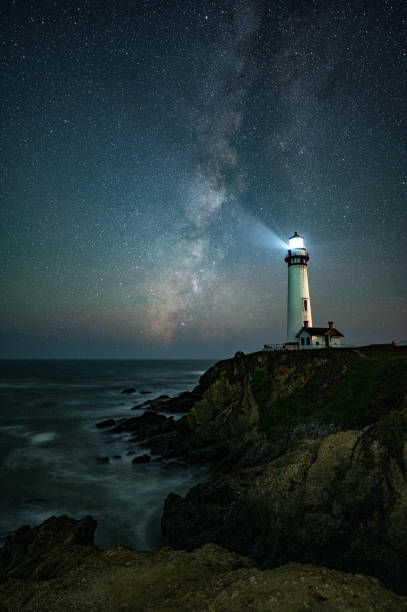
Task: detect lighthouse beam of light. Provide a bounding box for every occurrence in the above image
[236,210,288,251]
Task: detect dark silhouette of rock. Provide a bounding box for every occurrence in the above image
[132,454,150,464]
[121,387,136,394]
[112,411,169,435]
[137,390,203,414]
[162,422,407,595]
[140,390,151,394]
[96,418,116,428]
[0,515,97,583]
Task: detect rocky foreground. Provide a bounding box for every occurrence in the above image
[1,515,407,611]
[1,345,407,609]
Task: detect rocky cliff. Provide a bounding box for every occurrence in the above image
[160,345,407,594]
[104,345,407,470]
[176,345,407,468]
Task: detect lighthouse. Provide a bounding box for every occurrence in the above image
[262,231,344,351]
[285,232,312,346]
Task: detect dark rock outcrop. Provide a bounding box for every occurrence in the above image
[136,389,203,414]
[162,421,407,595]
[112,411,171,436]
[132,454,151,464]
[121,387,135,394]
[96,418,116,428]
[0,515,97,583]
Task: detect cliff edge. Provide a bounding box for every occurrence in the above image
[161,345,407,594]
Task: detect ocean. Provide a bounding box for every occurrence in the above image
[0,359,215,550]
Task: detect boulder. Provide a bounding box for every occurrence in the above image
[121,387,136,394]
[112,411,168,435]
[132,454,151,464]
[162,422,407,595]
[143,390,203,414]
[96,418,116,428]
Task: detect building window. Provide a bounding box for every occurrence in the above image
[316,342,319,345]
[301,337,305,345]
[306,337,311,345]
[304,300,307,311]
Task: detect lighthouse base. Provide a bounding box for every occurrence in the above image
[283,342,299,351]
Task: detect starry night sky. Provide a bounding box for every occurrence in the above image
[1,0,406,359]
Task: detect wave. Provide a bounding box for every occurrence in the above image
[29,432,58,445]
[0,425,26,437]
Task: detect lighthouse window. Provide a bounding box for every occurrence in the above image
[306,337,311,345]
[304,300,308,311]
[301,337,305,345]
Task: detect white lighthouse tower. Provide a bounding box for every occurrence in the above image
[285,232,312,346]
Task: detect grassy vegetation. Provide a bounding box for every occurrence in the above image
[250,368,266,392]
[324,358,407,426]
[261,357,407,435]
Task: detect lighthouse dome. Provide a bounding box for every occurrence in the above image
[288,232,304,250]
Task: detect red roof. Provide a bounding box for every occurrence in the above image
[296,327,344,338]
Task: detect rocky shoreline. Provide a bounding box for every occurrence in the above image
[1,344,407,609]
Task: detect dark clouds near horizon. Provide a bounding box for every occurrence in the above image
[1,0,406,358]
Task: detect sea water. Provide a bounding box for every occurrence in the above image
[0,359,215,550]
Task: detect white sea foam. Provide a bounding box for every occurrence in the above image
[0,425,27,437]
[29,432,57,445]
[0,383,33,389]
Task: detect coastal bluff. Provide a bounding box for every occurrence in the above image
[183,344,407,464]
[1,345,407,609]
[161,345,407,594]
[109,345,407,470]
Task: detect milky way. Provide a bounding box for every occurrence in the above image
[1,0,406,358]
